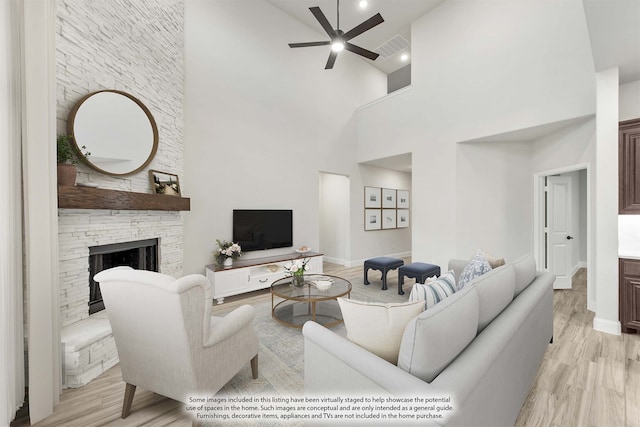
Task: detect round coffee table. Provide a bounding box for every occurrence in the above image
[271,274,352,328]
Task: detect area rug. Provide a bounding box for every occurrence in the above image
[218,276,409,398]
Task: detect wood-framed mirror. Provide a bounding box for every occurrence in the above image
[67,90,159,176]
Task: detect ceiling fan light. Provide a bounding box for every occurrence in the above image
[331,40,345,52]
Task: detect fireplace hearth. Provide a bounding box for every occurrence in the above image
[88,238,158,314]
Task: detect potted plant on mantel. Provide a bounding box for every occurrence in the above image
[56,134,89,186]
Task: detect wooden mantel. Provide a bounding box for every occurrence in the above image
[58,185,190,211]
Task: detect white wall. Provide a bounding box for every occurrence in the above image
[594,67,621,334]
[356,0,596,270]
[620,79,640,121]
[357,0,595,164]
[183,0,386,273]
[456,141,533,260]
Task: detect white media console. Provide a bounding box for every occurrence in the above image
[205,252,323,304]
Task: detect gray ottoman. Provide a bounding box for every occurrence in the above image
[364,257,404,291]
[398,262,441,295]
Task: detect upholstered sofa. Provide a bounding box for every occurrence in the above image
[303,255,554,426]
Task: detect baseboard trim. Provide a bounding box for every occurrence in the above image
[553,280,572,290]
[323,256,347,266]
[571,261,587,277]
[593,317,622,336]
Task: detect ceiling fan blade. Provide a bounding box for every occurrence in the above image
[343,13,384,41]
[288,41,331,48]
[344,42,379,61]
[325,51,338,69]
[310,7,337,38]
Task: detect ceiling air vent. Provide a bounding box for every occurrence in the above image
[374,34,410,60]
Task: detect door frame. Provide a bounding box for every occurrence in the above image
[534,163,593,311]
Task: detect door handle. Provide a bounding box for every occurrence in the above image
[566,235,574,240]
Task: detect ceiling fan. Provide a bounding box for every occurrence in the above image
[288,0,384,70]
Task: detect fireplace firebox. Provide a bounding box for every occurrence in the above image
[88,238,158,314]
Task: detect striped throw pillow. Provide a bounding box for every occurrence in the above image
[408,270,457,310]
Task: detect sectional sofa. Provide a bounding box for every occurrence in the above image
[303,255,554,426]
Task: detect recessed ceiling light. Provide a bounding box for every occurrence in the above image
[400,53,410,61]
[359,0,368,9]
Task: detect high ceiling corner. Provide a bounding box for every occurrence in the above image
[583,0,640,84]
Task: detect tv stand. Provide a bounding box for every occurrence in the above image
[205,252,323,304]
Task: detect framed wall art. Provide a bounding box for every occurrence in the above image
[364,187,381,208]
[364,209,382,231]
[382,188,396,208]
[397,209,410,228]
[149,170,181,196]
[397,190,410,208]
[382,209,397,229]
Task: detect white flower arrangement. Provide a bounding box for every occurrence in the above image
[215,239,242,264]
[283,258,311,277]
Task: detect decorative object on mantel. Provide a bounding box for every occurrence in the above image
[283,258,311,287]
[215,239,242,268]
[149,170,181,196]
[295,245,311,254]
[56,134,90,186]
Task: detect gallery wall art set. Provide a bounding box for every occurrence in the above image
[364,186,410,231]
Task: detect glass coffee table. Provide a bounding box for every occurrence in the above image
[271,274,352,328]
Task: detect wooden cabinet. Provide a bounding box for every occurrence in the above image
[619,118,640,214]
[205,252,323,304]
[620,258,640,333]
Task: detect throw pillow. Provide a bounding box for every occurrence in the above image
[337,298,424,365]
[477,249,506,268]
[408,270,457,310]
[458,254,492,289]
[398,285,479,383]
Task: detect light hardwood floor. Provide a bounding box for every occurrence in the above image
[12,262,640,426]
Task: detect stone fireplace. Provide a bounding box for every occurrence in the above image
[55,0,185,388]
[88,238,159,315]
[58,209,183,388]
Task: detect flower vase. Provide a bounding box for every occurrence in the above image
[291,274,305,287]
[223,257,233,268]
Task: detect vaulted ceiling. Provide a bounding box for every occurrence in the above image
[267,0,445,74]
[268,0,640,81]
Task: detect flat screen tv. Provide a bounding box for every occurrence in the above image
[232,209,293,252]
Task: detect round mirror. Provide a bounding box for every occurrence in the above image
[68,90,159,176]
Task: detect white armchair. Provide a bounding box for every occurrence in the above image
[94,267,259,418]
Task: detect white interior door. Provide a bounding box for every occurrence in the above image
[547,176,573,289]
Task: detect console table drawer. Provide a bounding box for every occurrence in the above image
[249,274,281,289]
